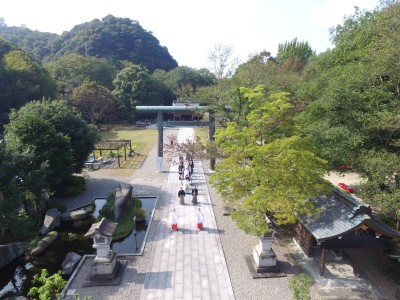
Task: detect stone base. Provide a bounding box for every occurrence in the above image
[82,259,127,287]
[252,244,277,269]
[244,255,286,279]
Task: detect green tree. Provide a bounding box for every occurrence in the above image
[71,82,116,124]
[210,88,332,235]
[45,53,117,100]
[153,66,216,100]
[276,38,315,72]
[5,99,99,181]
[112,64,158,121]
[299,2,400,168]
[0,45,56,126]
[358,149,400,229]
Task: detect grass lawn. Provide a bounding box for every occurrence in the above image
[89,126,157,176]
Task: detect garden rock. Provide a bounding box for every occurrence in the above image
[30,231,59,256]
[114,184,133,222]
[61,252,82,275]
[60,209,90,221]
[40,208,60,235]
[0,242,26,269]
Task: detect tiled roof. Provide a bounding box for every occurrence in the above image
[84,217,118,238]
[300,189,373,242]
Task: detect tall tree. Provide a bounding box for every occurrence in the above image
[207,44,240,79]
[210,88,331,235]
[44,53,116,100]
[112,64,161,121]
[71,82,116,124]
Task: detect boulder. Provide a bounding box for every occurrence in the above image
[60,209,90,221]
[0,242,26,269]
[40,208,60,235]
[30,231,59,256]
[61,251,82,275]
[114,184,133,222]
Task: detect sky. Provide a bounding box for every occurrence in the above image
[1,0,381,69]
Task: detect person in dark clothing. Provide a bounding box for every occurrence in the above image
[191,185,198,205]
[178,187,186,205]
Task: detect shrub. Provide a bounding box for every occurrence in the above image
[132,197,142,208]
[28,269,66,300]
[99,192,115,220]
[289,273,312,300]
[133,207,146,222]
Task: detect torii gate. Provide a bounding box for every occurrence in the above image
[135,105,215,172]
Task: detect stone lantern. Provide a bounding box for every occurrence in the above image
[83,218,126,286]
[252,220,277,272]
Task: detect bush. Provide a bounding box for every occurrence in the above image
[132,197,142,208]
[133,207,146,222]
[289,273,312,300]
[28,269,66,300]
[55,175,86,197]
[99,192,115,220]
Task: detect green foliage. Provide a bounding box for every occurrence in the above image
[358,149,400,227]
[132,207,146,222]
[99,192,115,220]
[277,38,315,71]
[153,66,216,100]
[0,40,56,125]
[289,273,312,300]
[68,232,77,241]
[28,269,66,300]
[45,53,117,100]
[5,100,99,189]
[132,197,142,208]
[112,64,166,120]
[0,15,178,72]
[71,82,116,124]
[211,88,332,235]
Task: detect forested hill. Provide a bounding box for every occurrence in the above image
[0,15,178,72]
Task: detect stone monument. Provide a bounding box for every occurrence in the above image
[252,226,278,273]
[83,218,126,286]
[245,216,285,278]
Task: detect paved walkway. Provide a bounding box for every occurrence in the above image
[141,128,235,300]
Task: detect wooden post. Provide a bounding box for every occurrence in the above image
[320,248,328,276]
[353,249,363,276]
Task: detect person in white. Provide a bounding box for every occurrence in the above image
[169,209,178,231]
[196,207,204,230]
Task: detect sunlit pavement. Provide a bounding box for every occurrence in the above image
[140,128,235,300]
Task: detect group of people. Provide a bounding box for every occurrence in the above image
[171,154,203,231]
[178,185,198,205]
[169,207,204,231]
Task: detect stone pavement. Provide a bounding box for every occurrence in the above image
[140,128,235,300]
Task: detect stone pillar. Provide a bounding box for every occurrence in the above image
[208,111,215,171]
[157,111,164,172]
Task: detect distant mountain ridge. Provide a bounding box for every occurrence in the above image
[0,15,178,72]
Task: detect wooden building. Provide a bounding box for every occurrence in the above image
[295,188,400,276]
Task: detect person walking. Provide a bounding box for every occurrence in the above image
[196,207,204,230]
[191,185,198,205]
[178,187,186,205]
[169,209,178,231]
